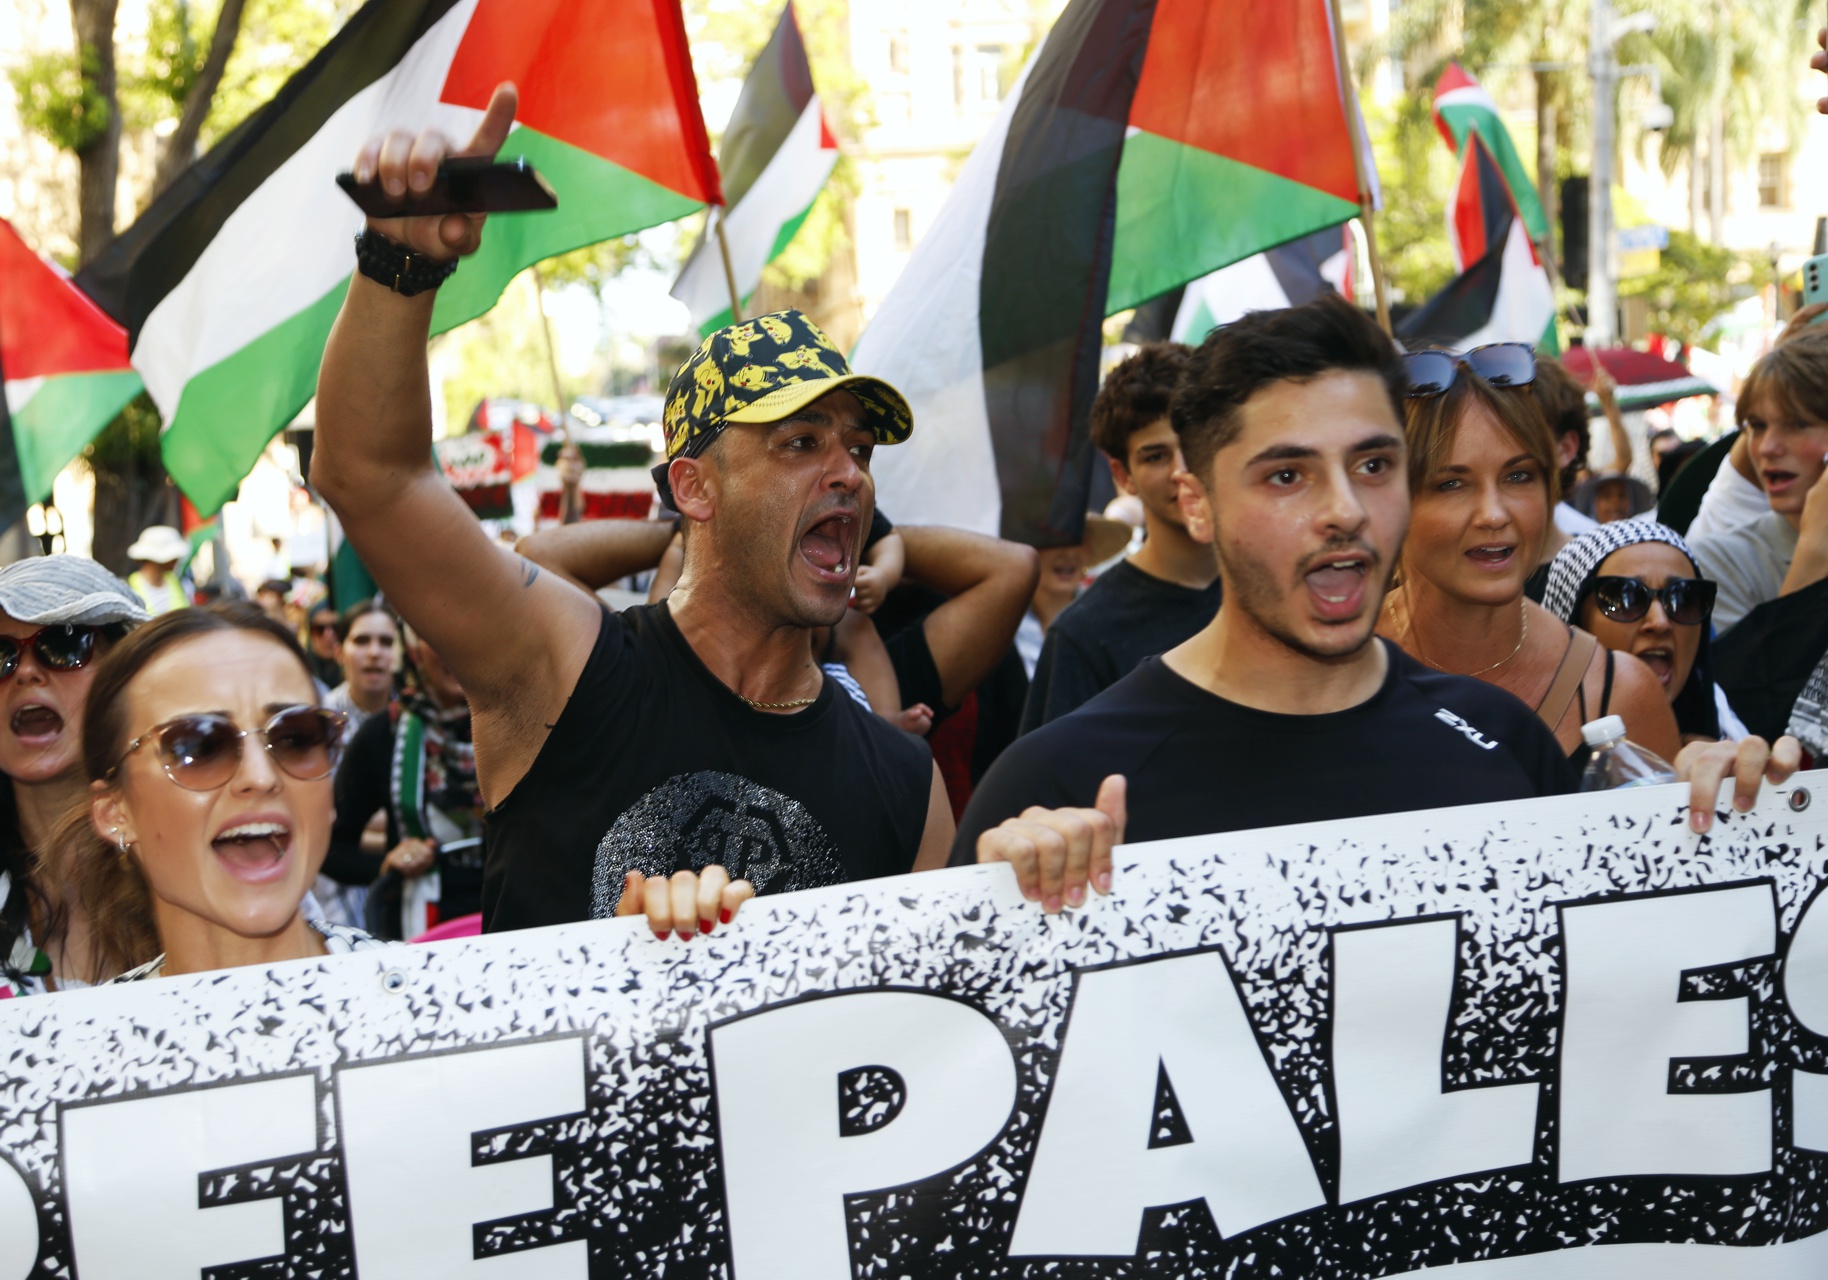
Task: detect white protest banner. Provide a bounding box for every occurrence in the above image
[3,772,1827,1278]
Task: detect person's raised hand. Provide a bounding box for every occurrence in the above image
[381,836,436,879]
[1780,302,1828,345]
[1814,27,1828,113]
[1673,734,1803,833]
[976,774,1126,913]
[1797,450,1828,546]
[351,82,518,262]
[613,865,755,940]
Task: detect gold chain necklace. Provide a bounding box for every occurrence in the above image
[1401,595,1529,678]
[738,693,819,710]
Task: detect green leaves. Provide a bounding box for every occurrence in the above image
[8,44,111,154]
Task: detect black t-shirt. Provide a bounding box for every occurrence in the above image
[953,640,1577,862]
[483,603,933,932]
[1021,560,1223,733]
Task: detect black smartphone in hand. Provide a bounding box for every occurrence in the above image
[336,156,557,217]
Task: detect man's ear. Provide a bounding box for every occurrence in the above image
[1108,454,1138,498]
[668,456,717,524]
[1176,468,1214,545]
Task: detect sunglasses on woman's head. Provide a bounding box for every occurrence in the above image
[0,625,96,680]
[1587,576,1716,626]
[1404,343,1536,398]
[108,706,347,792]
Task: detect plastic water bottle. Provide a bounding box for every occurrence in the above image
[1578,715,1677,791]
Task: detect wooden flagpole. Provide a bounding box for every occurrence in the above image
[713,211,745,324]
[1327,0,1393,336]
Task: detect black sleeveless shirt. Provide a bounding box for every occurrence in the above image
[482,603,932,932]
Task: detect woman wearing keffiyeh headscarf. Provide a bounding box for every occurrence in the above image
[1542,520,1748,744]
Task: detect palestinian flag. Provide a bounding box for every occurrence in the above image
[0,219,142,527]
[672,2,838,336]
[77,0,720,515]
[853,0,1363,545]
[1446,134,1515,273]
[1124,225,1352,345]
[1432,63,1547,247]
[1399,147,1556,356]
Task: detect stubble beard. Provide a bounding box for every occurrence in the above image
[715,505,850,633]
[1214,535,1389,665]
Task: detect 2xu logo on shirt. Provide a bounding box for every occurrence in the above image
[10,778,1828,1280]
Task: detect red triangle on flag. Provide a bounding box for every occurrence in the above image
[0,219,131,381]
[1128,0,1358,206]
[441,0,722,206]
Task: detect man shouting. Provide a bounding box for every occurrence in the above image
[314,85,953,937]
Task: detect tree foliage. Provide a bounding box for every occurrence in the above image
[1617,228,1770,343]
[8,44,111,155]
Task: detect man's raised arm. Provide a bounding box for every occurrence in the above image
[311,82,599,803]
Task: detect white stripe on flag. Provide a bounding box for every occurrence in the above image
[1435,84,1504,118]
[1456,219,1555,351]
[851,46,1043,537]
[1170,254,1295,343]
[2,377,43,418]
[672,96,837,330]
[132,0,485,421]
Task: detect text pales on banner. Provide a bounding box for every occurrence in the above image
[3,774,1827,1278]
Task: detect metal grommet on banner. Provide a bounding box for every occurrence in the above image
[1791,788,1812,813]
[381,967,408,993]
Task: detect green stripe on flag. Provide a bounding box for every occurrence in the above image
[1107,130,1358,316]
[430,129,702,333]
[1437,103,1548,246]
[162,276,351,515]
[10,370,143,504]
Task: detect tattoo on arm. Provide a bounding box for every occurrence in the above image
[519,557,540,589]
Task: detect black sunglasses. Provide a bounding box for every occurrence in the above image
[108,706,347,792]
[0,625,97,681]
[1587,576,1716,626]
[1404,344,1536,398]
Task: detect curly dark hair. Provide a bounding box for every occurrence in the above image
[1171,294,1408,483]
[1090,343,1192,463]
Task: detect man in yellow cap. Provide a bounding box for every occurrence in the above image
[312,90,953,938]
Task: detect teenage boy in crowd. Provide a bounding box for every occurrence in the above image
[314,86,959,938]
[1021,343,1222,731]
[953,296,1800,911]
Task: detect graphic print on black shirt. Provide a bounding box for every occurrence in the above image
[955,639,1577,862]
[484,603,932,932]
[1021,559,1222,733]
[590,770,846,916]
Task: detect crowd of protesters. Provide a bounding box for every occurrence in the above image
[0,82,1823,996]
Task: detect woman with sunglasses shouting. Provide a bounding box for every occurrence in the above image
[1378,344,1681,764]
[0,557,147,994]
[1542,522,1750,746]
[53,603,385,982]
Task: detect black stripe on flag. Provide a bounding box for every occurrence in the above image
[76,0,464,342]
[0,312,30,531]
[718,2,816,209]
[979,0,1158,547]
[1398,205,1514,350]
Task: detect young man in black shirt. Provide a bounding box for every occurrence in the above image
[1021,344,1222,731]
[954,296,1800,912]
[314,90,958,938]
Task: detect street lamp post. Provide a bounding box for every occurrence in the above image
[1589,0,1616,345]
[1588,0,1657,347]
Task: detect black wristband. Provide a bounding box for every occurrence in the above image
[353,228,458,297]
